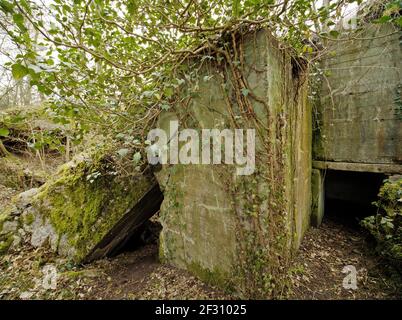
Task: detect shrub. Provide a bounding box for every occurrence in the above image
[361,178,402,272]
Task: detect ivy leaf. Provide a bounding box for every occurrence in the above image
[164,87,174,98]
[11,63,29,80]
[117,148,130,158]
[241,88,249,97]
[329,30,340,38]
[0,128,10,137]
[132,152,141,164]
[375,15,392,24]
[141,91,154,99]
[12,13,26,31]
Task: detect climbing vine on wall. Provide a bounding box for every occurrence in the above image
[160,27,308,298]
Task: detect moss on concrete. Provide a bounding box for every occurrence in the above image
[187,261,233,291]
[27,149,155,261]
[0,148,156,261]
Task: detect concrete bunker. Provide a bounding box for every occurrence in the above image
[0,149,165,262]
[153,28,312,297]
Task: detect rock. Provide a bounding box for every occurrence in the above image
[58,234,76,257]
[389,175,402,183]
[15,188,38,210]
[19,291,34,300]
[1,148,161,262]
[11,234,21,248]
[30,216,58,250]
[1,221,18,234]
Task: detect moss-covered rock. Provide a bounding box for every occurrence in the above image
[0,149,157,262]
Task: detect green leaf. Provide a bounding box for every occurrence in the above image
[395,16,402,28]
[19,0,31,14]
[132,152,141,164]
[0,128,9,137]
[12,13,26,30]
[126,0,138,15]
[302,45,313,53]
[241,88,249,97]
[0,0,14,14]
[375,15,392,24]
[117,148,130,158]
[232,0,240,18]
[164,87,174,98]
[329,30,340,38]
[115,133,126,140]
[11,63,29,80]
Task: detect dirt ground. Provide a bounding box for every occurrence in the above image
[1,216,401,299]
[289,216,401,299]
[82,216,401,300]
[1,174,401,300]
[83,244,229,300]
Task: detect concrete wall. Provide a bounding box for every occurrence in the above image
[155,29,311,296]
[314,23,402,165]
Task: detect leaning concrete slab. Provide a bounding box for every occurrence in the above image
[0,150,162,262]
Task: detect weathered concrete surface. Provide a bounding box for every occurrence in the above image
[311,169,325,227]
[314,23,402,166]
[0,150,159,262]
[155,29,311,296]
[313,160,401,174]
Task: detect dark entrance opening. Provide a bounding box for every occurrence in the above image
[114,216,162,255]
[324,170,387,228]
